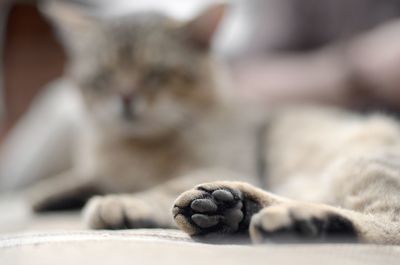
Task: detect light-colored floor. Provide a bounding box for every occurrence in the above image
[1,196,400,265]
[2,229,400,265]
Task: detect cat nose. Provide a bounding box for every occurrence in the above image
[121,93,136,120]
[121,93,135,104]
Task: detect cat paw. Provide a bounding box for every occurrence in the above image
[173,182,262,238]
[83,195,159,229]
[249,204,357,243]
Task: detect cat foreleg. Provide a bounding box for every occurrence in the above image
[28,171,99,212]
[83,169,255,230]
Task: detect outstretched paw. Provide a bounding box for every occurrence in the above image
[173,182,262,238]
[250,204,357,243]
[83,195,160,229]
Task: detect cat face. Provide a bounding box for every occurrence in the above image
[45,3,226,138]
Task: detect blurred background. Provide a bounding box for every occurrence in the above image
[1,0,400,191]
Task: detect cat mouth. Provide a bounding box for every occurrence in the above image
[122,109,135,121]
[121,104,136,121]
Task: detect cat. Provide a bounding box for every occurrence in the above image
[28,1,400,245]
[30,1,259,225]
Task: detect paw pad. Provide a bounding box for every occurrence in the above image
[173,186,245,235]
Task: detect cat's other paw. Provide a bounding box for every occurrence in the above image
[249,204,357,243]
[30,190,92,212]
[83,195,159,229]
[173,182,263,238]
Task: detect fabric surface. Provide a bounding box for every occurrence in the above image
[1,196,400,265]
[1,230,400,265]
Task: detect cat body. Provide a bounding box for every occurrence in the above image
[73,102,261,194]
[29,2,400,244]
[266,107,400,201]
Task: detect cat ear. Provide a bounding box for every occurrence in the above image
[40,1,99,54]
[185,3,228,50]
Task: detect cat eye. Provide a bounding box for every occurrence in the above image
[144,66,194,89]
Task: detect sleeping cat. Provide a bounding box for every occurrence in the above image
[29,1,400,244]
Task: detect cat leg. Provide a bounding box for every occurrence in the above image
[83,188,176,229]
[83,169,256,230]
[173,181,288,238]
[328,154,400,244]
[174,181,400,245]
[249,203,358,243]
[250,154,400,244]
[28,171,99,212]
[174,180,374,243]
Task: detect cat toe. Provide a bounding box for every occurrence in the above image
[190,198,218,213]
[250,204,358,243]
